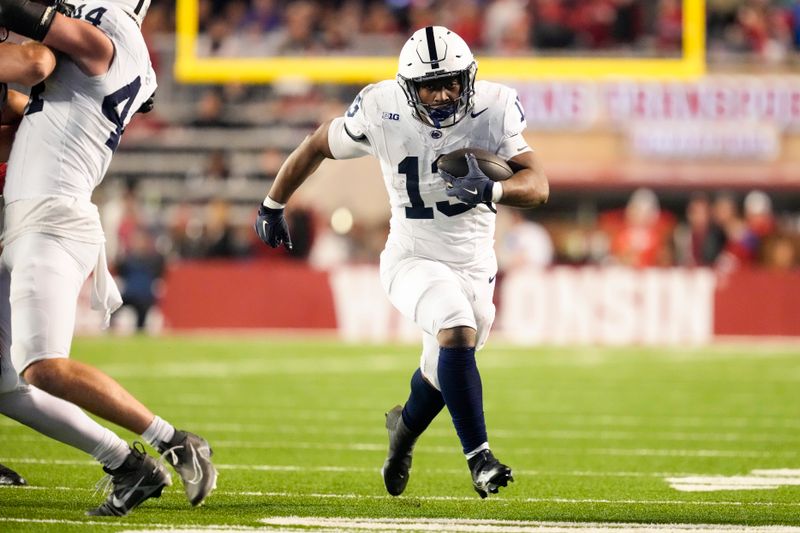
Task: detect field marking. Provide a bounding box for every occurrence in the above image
[210,440,800,459]
[2,517,800,533]
[9,404,788,433]
[0,518,260,530]
[2,436,795,458]
[668,470,800,492]
[97,355,409,379]
[261,516,800,532]
[4,419,800,446]
[0,456,708,478]
[81,410,800,433]
[6,485,800,508]
[43,419,787,445]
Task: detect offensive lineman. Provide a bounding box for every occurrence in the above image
[0,33,174,513]
[0,37,56,488]
[0,35,161,506]
[0,0,217,514]
[255,26,549,497]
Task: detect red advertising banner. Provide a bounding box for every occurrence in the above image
[149,262,800,343]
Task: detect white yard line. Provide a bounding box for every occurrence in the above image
[208,441,800,458]
[261,517,800,532]
[5,485,800,507]
[0,457,711,478]
[9,407,788,432]
[3,516,800,533]
[0,518,260,530]
[3,423,798,446]
[667,470,800,492]
[16,419,780,445]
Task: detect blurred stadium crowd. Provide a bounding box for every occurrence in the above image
[137,0,800,60]
[93,0,800,329]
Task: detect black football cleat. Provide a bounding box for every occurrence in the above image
[0,463,26,486]
[381,405,420,496]
[87,442,171,517]
[159,430,217,506]
[468,449,513,498]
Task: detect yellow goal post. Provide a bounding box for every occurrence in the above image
[175,0,705,83]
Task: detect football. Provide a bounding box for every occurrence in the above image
[437,148,514,182]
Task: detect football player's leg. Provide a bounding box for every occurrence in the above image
[0,243,130,469]
[7,234,215,505]
[0,384,131,470]
[460,265,512,497]
[0,384,172,516]
[381,259,456,495]
[382,349,446,495]
[0,273,27,489]
[388,260,487,457]
[7,234,152,432]
[433,261,498,458]
[406,334,445,432]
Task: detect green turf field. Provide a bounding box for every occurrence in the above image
[1,336,799,532]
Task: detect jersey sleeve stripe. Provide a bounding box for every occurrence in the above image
[344,123,366,142]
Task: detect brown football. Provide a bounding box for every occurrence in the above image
[437,148,514,182]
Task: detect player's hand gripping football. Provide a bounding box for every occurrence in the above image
[439,153,494,206]
[254,205,293,250]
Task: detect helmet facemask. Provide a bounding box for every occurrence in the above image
[398,63,477,129]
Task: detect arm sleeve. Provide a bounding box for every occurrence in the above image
[497,88,532,161]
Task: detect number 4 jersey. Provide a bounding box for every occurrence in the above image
[327,80,531,266]
[4,1,157,203]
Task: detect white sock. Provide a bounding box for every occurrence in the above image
[91,429,131,470]
[142,415,175,450]
[0,385,130,469]
[465,442,490,460]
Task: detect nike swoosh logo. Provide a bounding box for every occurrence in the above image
[464,188,478,195]
[489,275,496,284]
[471,108,488,118]
[261,220,268,234]
[112,476,145,509]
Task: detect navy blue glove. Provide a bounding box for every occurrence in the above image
[136,91,155,114]
[254,205,293,250]
[439,153,494,206]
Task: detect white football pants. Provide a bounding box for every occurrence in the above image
[380,251,497,390]
[1,233,100,372]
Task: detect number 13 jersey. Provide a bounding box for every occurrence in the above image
[5,1,157,203]
[328,79,531,266]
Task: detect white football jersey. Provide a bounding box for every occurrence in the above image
[329,79,531,266]
[4,2,157,203]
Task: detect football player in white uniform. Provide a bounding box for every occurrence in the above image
[0,0,217,514]
[0,37,56,488]
[255,26,549,497]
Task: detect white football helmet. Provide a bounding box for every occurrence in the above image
[104,0,150,26]
[397,26,477,128]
